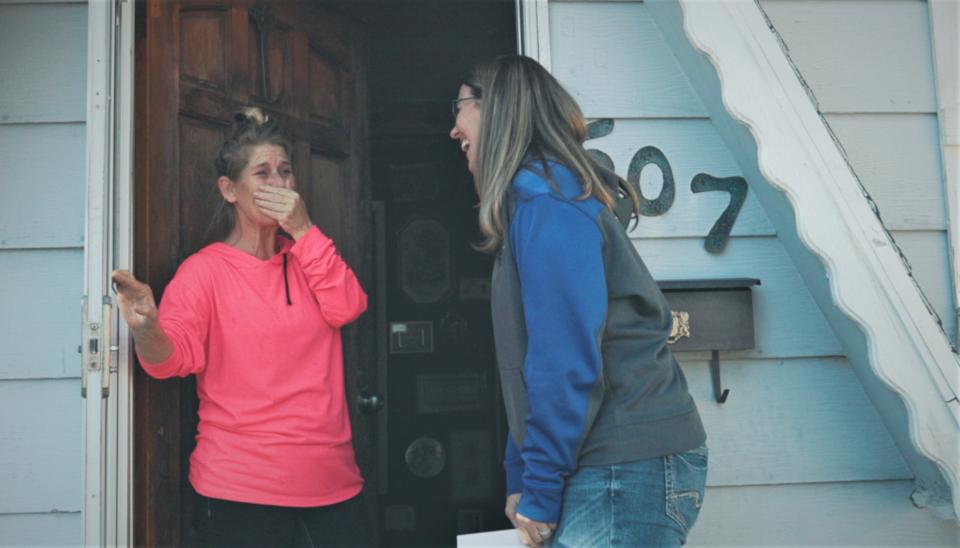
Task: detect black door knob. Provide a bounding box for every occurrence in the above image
[357,391,385,414]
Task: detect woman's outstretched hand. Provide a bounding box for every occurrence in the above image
[111,269,173,364]
[254,186,313,240]
[112,270,158,331]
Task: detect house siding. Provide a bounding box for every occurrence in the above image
[0,2,86,545]
[761,0,956,344]
[548,1,956,544]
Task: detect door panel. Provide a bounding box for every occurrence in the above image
[180,10,228,89]
[136,1,375,544]
[371,134,506,543]
[178,118,227,259]
[355,1,517,542]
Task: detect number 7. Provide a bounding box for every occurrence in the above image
[690,174,748,254]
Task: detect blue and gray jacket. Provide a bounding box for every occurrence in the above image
[492,159,706,523]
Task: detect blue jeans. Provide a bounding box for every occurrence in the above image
[553,446,708,547]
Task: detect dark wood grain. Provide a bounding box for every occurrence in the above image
[135,0,183,545]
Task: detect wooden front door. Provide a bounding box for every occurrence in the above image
[134,1,375,544]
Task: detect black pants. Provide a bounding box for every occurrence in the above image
[199,494,372,547]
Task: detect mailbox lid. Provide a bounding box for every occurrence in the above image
[657,278,761,291]
[657,279,760,352]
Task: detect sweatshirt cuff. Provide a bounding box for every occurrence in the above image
[135,342,180,379]
[288,225,332,260]
[505,460,524,495]
[518,484,563,524]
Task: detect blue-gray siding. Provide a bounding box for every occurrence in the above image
[0,2,86,545]
[761,0,955,342]
[549,0,956,542]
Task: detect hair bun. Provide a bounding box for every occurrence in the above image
[235,106,269,126]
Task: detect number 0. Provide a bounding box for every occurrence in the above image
[628,146,675,217]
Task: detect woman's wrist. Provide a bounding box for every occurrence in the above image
[131,321,173,363]
[289,222,314,241]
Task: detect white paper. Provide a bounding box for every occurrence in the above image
[457,528,524,547]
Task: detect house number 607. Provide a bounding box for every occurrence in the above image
[586,119,747,254]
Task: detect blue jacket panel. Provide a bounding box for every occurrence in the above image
[493,160,706,523]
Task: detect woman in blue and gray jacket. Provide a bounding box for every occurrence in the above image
[449,54,708,547]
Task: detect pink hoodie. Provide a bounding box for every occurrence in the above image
[139,226,368,507]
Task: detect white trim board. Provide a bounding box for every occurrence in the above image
[644,0,960,520]
[516,0,551,70]
[929,0,960,345]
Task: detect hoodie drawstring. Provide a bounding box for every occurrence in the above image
[282,253,292,306]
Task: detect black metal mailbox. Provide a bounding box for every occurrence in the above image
[657,278,761,403]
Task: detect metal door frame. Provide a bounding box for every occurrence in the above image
[81,0,135,545]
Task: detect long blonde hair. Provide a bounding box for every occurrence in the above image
[464,55,639,253]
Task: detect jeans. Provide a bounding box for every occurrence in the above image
[198,493,371,548]
[553,445,708,547]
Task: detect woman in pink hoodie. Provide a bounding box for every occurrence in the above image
[112,107,370,547]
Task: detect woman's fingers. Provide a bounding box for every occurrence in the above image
[112,269,145,288]
[254,200,290,217]
[516,528,534,547]
[114,275,150,300]
[515,513,555,547]
[254,189,297,218]
[254,186,312,239]
[111,270,157,328]
[253,194,291,208]
[253,186,297,205]
[111,269,136,289]
[517,526,545,547]
[254,185,296,197]
[112,270,146,297]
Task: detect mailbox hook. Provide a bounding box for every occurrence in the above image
[710,350,730,403]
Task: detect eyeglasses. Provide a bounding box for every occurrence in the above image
[451,96,479,119]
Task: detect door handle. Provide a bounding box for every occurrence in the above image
[357,391,385,414]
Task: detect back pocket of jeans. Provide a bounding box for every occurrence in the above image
[665,445,708,535]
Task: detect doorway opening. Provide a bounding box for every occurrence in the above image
[353,1,518,545]
[132,1,517,546]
